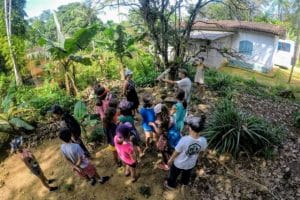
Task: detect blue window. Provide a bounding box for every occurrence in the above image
[239,40,253,56]
[278,42,291,52]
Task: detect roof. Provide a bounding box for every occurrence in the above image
[190,30,234,40]
[191,20,286,36]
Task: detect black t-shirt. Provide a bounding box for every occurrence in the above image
[62,113,81,139]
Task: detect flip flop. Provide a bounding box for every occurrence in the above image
[98,176,110,184]
[131,174,140,183]
[158,163,170,171]
[164,181,175,190]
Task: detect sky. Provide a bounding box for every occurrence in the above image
[25,0,127,22]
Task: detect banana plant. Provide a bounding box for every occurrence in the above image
[39,24,99,96]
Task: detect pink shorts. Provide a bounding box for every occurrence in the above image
[73,163,96,178]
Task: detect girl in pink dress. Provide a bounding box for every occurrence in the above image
[114,124,139,183]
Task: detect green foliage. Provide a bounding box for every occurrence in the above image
[9,117,34,131]
[0,132,10,149]
[87,126,105,143]
[8,82,75,116]
[74,101,88,121]
[295,111,300,128]
[203,99,284,158]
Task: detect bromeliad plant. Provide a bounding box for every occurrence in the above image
[203,99,283,158]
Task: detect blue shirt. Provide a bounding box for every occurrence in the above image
[140,107,155,132]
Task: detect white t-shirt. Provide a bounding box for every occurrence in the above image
[174,135,207,170]
[61,143,89,168]
[176,77,192,102]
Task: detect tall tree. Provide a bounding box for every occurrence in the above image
[3,0,23,85]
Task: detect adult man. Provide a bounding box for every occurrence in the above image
[161,68,192,103]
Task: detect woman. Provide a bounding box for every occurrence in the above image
[123,69,139,113]
[194,57,205,95]
[50,104,90,157]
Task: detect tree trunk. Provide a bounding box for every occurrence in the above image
[288,19,300,83]
[65,73,70,95]
[119,57,125,80]
[4,0,23,86]
[68,73,79,96]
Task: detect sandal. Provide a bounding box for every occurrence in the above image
[131,174,140,183]
[125,172,131,177]
[98,176,110,184]
[158,163,170,171]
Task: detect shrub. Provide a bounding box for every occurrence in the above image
[14,82,76,116]
[203,99,284,158]
[87,126,105,143]
[0,132,10,149]
[295,111,300,128]
[205,69,233,90]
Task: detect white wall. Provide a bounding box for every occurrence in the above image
[231,31,278,70]
[187,31,278,72]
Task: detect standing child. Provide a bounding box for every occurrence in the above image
[114,124,139,183]
[170,89,187,134]
[165,115,207,189]
[118,99,143,158]
[59,128,110,185]
[10,137,58,191]
[140,94,156,152]
[95,86,113,120]
[51,104,90,157]
[103,107,120,166]
[149,103,181,171]
[118,99,135,125]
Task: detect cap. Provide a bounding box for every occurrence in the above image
[119,99,134,110]
[154,103,163,114]
[125,69,133,77]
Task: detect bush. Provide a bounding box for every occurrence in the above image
[87,126,105,143]
[0,132,10,149]
[203,99,284,158]
[1,82,76,118]
[295,111,300,128]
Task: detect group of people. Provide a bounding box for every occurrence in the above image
[9,58,207,192]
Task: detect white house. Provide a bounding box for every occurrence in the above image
[187,20,287,73]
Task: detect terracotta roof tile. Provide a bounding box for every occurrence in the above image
[192,20,286,36]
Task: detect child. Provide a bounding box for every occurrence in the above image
[103,107,120,166]
[10,137,58,191]
[170,89,187,134]
[140,94,156,152]
[118,99,135,125]
[51,104,90,157]
[165,115,207,189]
[123,69,140,114]
[108,98,120,123]
[59,128,110,185]
[118,100,143,158]
[149,103,181,171]
[95,86,113,120]
[114,124,139,183]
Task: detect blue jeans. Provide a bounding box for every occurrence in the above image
[167,164,193,188]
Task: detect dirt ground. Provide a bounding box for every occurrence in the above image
[0,138,187,200]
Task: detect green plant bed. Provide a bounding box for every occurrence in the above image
[203,99,284,159]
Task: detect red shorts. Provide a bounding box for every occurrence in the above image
[73,163,96,178]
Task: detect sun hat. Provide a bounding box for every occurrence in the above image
[119,99,134,110]
[124,69,133,77]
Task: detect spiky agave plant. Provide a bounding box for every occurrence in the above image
[203,99,283,158]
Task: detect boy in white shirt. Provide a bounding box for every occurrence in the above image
[165,115,207,189]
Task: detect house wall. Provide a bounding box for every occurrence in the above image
[230,31,278,72]
[188,31,278,73]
